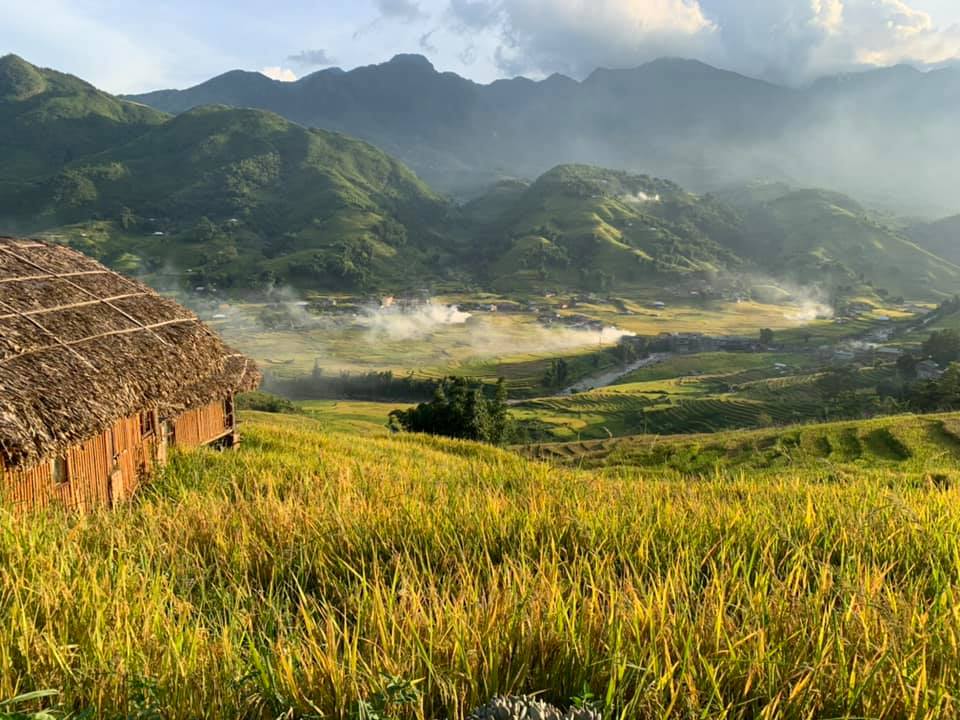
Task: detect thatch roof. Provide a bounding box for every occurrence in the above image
[0,237,260,469]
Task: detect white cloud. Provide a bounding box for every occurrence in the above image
[844,0,960,67]
[259,66,298,82]
[811,0,845,34]
[491,0,717,77]
[441,0,960,82]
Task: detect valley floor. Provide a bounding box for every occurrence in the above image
[3,411,960,718]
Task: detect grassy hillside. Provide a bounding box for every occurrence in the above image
[4,411,960,717]
[525,411,960,479]
[0,54,166,182]
[473,165,744,291]
[3,54,959,299]
[908,214,960,265]
[734,188,960,298]
[38,107,455,290]
[468,167,960,299]
[123,53,960,215]
[512,353,892,443]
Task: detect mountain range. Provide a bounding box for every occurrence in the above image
[1,53,959,300]
[0,54,458,291]
[125,54,960,216]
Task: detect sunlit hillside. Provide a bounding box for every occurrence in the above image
[3,411,960,718]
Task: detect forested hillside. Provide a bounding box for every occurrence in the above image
[126,54,960,215]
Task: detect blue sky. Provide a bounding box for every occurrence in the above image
[2,0,959,93]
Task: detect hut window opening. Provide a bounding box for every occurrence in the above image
[225,395,235,430]
[140,410,157,437]
[51,456,69,485]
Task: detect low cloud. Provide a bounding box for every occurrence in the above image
[845,0,960,68]
[622,191,662,204]
[287,49,337,68]
[259,66,298,82]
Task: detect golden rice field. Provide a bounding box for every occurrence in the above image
[2,411,960,718]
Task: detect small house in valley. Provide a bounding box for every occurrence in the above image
[0,237,260,513]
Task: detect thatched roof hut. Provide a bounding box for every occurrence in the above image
[0,237,260,471]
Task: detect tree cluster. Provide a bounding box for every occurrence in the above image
[922,330,960,366]
[543,359,570,388]
[388,377,512,445]
[265,369,440,402]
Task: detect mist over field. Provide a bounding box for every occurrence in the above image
[357,303,472,341]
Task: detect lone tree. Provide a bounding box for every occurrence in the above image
[759,328,775,347]
[389,377,513,445]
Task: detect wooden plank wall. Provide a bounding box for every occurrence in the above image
[1,398,235,513]
[0,415,145,513]
[172,400,231,448]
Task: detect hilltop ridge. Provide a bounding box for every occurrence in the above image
[123,54,960,213]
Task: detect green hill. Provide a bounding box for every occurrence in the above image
[3,55,960,299]
[471,164,744,291]
[124,54,960,215]
[0,54,166,182]
[36,107,454,290]
[466,168,960,299]
[0,56,459,291]
[732,188,960,298]
[907,214,960,265]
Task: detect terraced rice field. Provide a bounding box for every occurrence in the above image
[523,412,960,480]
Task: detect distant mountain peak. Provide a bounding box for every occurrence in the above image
[212,68,278,85]
[386,54,435,71]
[0,54,47,101]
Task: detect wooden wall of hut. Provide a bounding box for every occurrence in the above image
[0,413,155,513]
[1,396,237,513]
[171,397,235,449]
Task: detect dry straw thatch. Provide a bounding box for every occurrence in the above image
[0,237,260,469]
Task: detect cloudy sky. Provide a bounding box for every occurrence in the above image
[2,0,960,93]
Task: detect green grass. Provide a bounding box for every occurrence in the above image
[523,411,960,477]
[300,400,409,435]
[4,412,960,717]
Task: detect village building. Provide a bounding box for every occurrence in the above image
[916,360,944,381]
[875,346,902,361]
[0,237,260,513]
